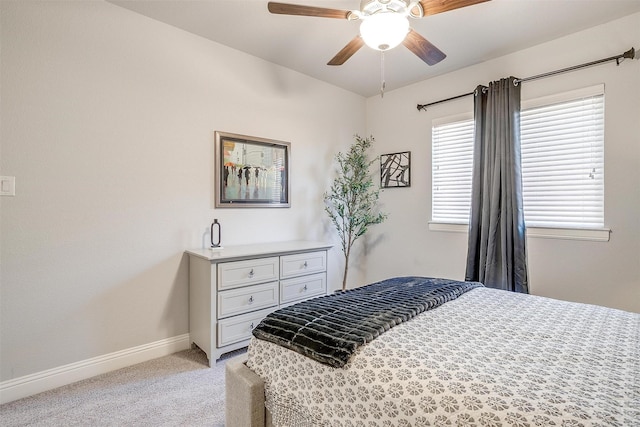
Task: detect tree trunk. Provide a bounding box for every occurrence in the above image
[342,252,350,291]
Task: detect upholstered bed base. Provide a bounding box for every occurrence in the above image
[225,354,271,427]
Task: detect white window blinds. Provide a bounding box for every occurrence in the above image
[432,116,474,223]
[520,87,604,228]
[431,85,605,229]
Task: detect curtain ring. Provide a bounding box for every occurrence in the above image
[475,85,488,96]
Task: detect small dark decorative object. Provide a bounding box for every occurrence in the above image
[380,151,411,188]
[210,219,222,248]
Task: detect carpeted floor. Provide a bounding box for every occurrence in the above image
[0,347,246,427]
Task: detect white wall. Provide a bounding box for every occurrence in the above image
[365,13,640,313]
[0,0,364,383]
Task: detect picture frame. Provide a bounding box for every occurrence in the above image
[380,151,411,188]
[214,131,290,208]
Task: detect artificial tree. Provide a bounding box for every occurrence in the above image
[324,135,387,291]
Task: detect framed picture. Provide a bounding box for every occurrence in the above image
[380,151,411,188]
[214,131,290,208]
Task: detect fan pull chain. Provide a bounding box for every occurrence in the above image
[380,51,386,98]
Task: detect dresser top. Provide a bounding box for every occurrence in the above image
[185,240,333,262]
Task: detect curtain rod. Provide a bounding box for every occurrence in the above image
[417,47,635,111]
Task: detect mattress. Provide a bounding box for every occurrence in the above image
[246,286,640,426]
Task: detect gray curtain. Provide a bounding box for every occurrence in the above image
[465,77,528,293]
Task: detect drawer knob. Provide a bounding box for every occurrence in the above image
[303,284,308,292]
[248,269,254,278]
[250,322,255,330]
[248,295,254,304]
[303,261,308,268]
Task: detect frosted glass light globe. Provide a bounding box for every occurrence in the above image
[360,13,410,51]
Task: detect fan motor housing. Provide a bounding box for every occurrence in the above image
[360,0,422,18]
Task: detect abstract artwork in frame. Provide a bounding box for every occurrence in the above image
[214,131,290,208]
[380,151,411,188]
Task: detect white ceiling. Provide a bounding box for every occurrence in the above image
[108,0,640,97]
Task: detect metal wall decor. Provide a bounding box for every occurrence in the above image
[214,131,290,208]
[380,151,411,188]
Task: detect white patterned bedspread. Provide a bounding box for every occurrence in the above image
[246,287,639,427]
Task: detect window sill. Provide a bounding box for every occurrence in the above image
[428,222,611,242]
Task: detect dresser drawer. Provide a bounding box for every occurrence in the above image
[218,257,279,290]
[217,281,278,319]
[280,251,327,279]
[280,272,326,304]
[217,307,275,347]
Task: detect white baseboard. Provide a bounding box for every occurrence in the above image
[0,333,190,405]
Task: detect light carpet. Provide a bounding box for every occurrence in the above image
[0,347,245,426]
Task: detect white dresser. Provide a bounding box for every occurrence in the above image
[186,241,332,365]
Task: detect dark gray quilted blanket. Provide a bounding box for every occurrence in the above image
[252,276,483,368]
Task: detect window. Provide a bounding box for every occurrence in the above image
[431,85,605,231]
[432,114,474,224]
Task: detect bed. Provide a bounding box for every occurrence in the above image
[225,276,639,427]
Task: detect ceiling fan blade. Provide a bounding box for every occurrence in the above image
[419,0,490,17]
[327,36,365,66]
[267,2,351,19]
[402,29,446,65]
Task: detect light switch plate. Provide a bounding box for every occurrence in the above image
[0,176,16,196]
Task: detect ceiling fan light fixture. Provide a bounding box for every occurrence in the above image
[360,12,409,51]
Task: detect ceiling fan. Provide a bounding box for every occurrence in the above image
[267,0,490,66]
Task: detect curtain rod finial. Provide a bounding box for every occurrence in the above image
[617,48,635,65]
